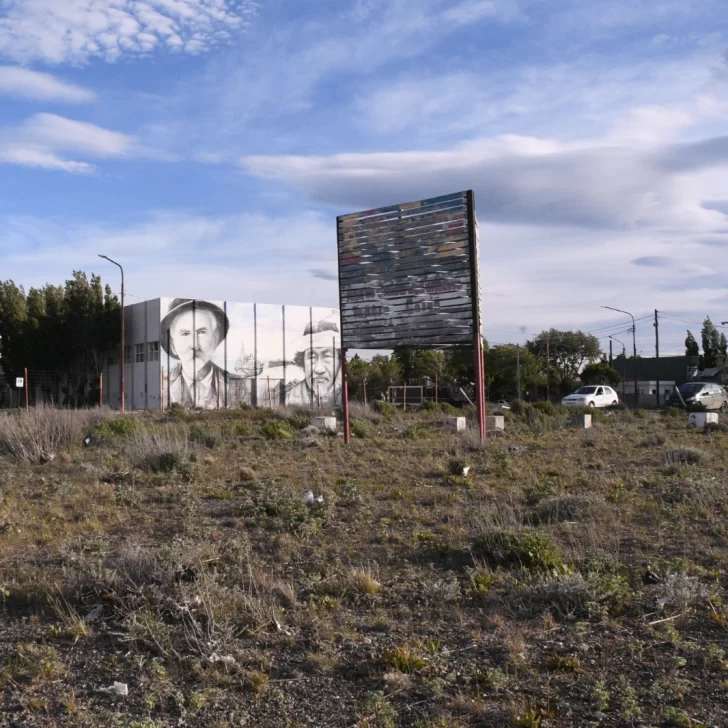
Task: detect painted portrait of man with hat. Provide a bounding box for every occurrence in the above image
[286,314,341,407]
[161,298,254,409]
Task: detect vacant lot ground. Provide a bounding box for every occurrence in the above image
[1,402,727,727]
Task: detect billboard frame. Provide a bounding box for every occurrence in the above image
[336,190,485,444]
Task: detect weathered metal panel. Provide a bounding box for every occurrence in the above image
[337,191,479,349]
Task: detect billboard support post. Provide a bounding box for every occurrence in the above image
[466,190,486,443]
[341,347,351,444]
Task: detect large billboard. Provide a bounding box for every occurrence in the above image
[159,299,341,409]
[337,191,480,349]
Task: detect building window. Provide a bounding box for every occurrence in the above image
[135,343,145,363]
[148,341,160,362]
[124,346,132,364]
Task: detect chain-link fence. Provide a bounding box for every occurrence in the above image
[0,370,103,410]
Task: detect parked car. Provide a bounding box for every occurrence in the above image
[562,385,619,408]
[667,382,728,412]
[495,399,511,409]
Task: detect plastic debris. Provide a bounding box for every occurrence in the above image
[208,653,237,666]
[100,682,128,696]
[303,490,315,506]
[462,466,470,476]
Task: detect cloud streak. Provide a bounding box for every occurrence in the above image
[0,113,152,173]
[0,66,95,102]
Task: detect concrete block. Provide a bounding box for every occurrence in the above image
[444,416,467,433]
[486,415,505,431]
[571,414,592,429]
[689,412,719,429]
[312,416,337,433]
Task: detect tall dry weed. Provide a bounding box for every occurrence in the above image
[0,405,109,464]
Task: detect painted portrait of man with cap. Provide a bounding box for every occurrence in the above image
[286,315,341,407]
[161,299,254,409]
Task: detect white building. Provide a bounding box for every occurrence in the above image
[105,298,341,411]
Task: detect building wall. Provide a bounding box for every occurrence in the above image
[106,298,341,410]
[106,299,161,410]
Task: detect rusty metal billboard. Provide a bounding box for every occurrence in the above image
[336,190,480,349]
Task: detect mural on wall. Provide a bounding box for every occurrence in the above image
[160,298,341,409]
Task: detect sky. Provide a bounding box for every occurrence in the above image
[1,0,727,357]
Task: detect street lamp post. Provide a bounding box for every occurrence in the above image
[603,306,638,407]
[99,255,125,413]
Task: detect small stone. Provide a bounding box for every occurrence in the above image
[591,712,606,721]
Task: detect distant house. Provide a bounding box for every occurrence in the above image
[698,366,726,384]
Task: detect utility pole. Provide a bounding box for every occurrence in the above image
[99,255,125,413]
[546,333,550,402]
[602,306,638,408]
[654,310,660,408]
[610,336,626,400]
[516,344,521,401]
[609,339,613,368]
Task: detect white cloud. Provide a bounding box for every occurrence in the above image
[0,66,95,102]
[0,0,256,64]
[208,0,523,128]
[0,113,146,173]
[1,210,340,308]
[241,131,728,230]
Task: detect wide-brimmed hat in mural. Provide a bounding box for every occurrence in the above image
[160,298,229,356]
[292,318,340,353]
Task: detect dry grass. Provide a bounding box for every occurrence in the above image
[0,404,111,464]
[0,405,727,727]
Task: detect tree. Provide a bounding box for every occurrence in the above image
[580,362,622,387]
[526,329,601,394]
[701,317,722,368]
[443,339,488,384]
[485,344,542,400]
[685,330,700,357]
[0,272,120,405]
[720,332,727,360]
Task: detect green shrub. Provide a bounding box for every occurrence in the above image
[524,406,549,435]
[404,425,422,440]
[261,419,294,440]
[373,400,395,417]
[665,407,683,418]
[448,457,469,475]
[286,414,311,430]
[509,399,528,416]
[664,447,708,466]
[188,423,219,448]
[166,402,187,420]
[531,401,556,417]
[473,530,565,572]
[351,419,375,438]
[421,400,459,415]
[97,417,141,437]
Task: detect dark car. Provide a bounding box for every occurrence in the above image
[667,382,728,412]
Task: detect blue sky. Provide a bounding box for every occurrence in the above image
[1,0,727,355]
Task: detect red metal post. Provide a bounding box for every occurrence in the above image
[341,347,351,444]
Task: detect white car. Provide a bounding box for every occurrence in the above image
[495,399,511,409]
[562,385,619,408]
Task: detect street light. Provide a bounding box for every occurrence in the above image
[609,336,626,399]
[99,255,125,414]
[602,306,638,407]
